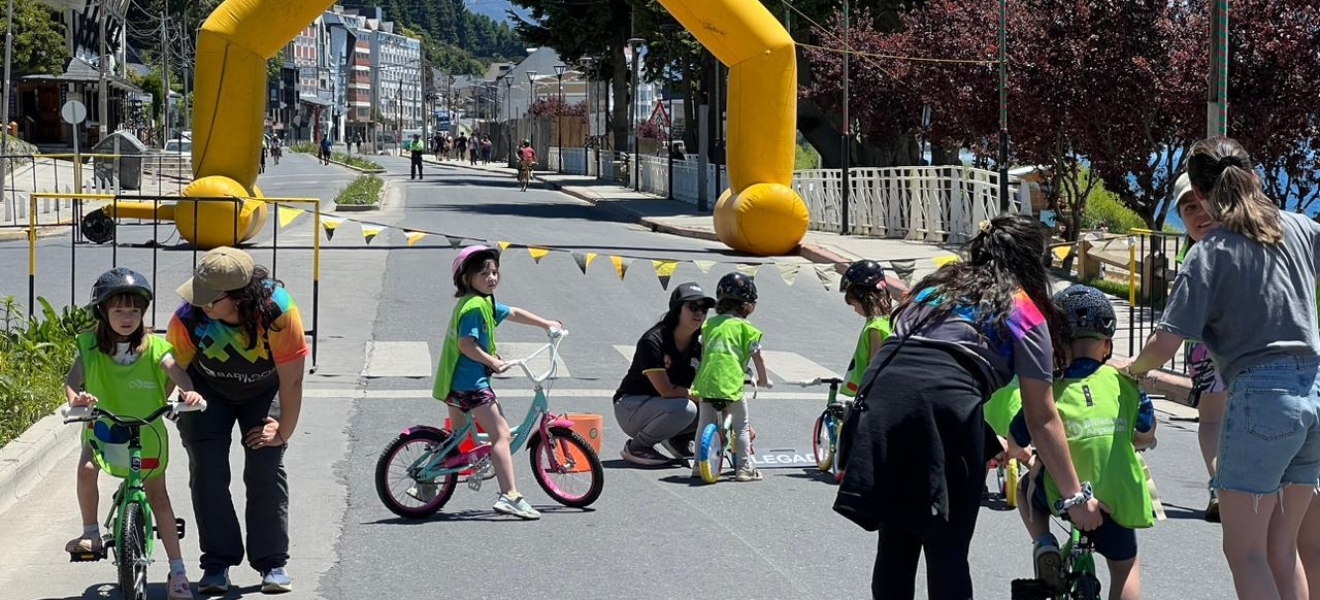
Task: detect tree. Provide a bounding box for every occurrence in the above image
[3,0,67,76]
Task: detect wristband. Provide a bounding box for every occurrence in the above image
[1055,481,1094,513]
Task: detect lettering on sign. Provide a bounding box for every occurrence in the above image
[748,448,817,469]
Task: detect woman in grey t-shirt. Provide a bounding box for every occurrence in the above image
[1122,137,1320,600]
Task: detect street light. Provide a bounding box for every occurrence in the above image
[524,70,538,154]
[554,64,566,173]
[628,37,645,192]
[504,76,513,164]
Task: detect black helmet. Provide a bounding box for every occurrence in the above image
[840,260,887,293]
[90,267,153,317]
[716,272,757,303]
[1053,284,1116,340]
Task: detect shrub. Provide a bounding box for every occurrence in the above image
[0,297,96,448]
[331,152,382,171]
[334,174,384,206]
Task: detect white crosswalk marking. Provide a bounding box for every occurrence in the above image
[362,341,433,378]
[759,350,839,384]
[492,342,571,379]
[613,344,636,363]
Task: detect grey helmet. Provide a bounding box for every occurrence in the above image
[1052,284,1116,340]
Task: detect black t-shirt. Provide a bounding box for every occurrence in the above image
[614,323,701,401]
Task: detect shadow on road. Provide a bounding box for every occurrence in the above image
[37,582,263,600]
[1156,502,1211,521]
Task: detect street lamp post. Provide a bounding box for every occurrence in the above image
[1,0,15,179]
[504,76,513,164]
[628,37,645,192]
[554,63,565,173]
[524,70,537,159]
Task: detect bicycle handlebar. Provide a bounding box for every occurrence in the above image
[501,328,567,384]
[786,377,844,387]
[63,399,208,426]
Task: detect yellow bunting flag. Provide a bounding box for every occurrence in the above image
[736,264,760,279]
[814,264,840,291]
[571,252,598,274]
[277,206,305,228]
[405,230,428,247]
[777,263,801,286]
[932,254,960,268]
[497,240,512,251]
[652,260,678,290]
[610,255,631,281]
[321,216,344,241]
[528,246,552,264]
[693,260,716,274]
[445,235,464,249]
[361,225,381,245]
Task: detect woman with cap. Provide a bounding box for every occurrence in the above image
[1121,138,1320,600]
[613,282,712,466]
[166,246,309,595]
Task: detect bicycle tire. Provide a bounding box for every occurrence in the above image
[698,423,724,483]
[529,426,604,508]
[116,502,147,600]
[1005,458,1019,508]
[375,429,458,519]
[1073,573,1102,600]
[812,411,835,472]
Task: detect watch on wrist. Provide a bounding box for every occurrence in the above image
[1055,481,1094,513]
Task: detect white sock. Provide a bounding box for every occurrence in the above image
[83,523,99,537]
[169,559,186,577]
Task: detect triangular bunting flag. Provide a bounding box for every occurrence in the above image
[932,254,960,268]
[362,225,382,245]
[321,216,344,241]
[277,206,304,228]
[405,230,428,247]
[610,256,631,281]
[693,260,716,274]
[497,240,512,251]
[777,263,802,286]
[572,252,598,274]
[815,264,840,291]
[445,235,464,249]
[652,260,678,290]
[888,259,917,285]
[736,264,760,278]
[528,246,552,264]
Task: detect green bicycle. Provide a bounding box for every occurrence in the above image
[1011,523,1102,600]
[63,400,205,600]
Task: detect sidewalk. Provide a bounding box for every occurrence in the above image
[0,156,184,242]
[427,156,1197,404]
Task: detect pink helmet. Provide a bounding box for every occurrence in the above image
[452,245,501,284]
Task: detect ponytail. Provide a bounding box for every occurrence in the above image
[1187,137,1281,245]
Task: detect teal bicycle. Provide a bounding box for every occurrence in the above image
[797,377,846,476]
[62,400,206,600]
[375,329,604,518]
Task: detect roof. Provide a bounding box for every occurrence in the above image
[21,57,142,92]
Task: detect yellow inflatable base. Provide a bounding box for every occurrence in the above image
[714,183,809,256]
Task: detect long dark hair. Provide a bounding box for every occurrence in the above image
[1187,137,1281,245]
[896,214,1065,367]
[182,266,285,350]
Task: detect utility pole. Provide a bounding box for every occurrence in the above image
[99,1,109,145]
[1208,0,1228,137]
[161,13,170,145]
[997,0,1009,214]
[2,0,16,178]
[628,39,644,192]
[555,63,565,173]
[840,0,850,234]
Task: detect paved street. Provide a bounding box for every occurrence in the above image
[0,153,1235,599]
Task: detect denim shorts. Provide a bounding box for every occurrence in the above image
[1214,356,1320,495]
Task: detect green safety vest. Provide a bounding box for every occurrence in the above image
[843,316,892,397]
[984,377,1022,439]
[691,315,763,402]
[1043,365,1154,529]
[432,295,498,401]
[77,332,172,479]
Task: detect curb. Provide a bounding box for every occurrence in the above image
[0,219,75,242]
[0,405,80,516]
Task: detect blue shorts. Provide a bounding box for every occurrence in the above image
[1031,469,1138,562]
[1215,356,1320,495]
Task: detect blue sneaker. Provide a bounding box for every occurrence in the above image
[261,567,292,594]
[196,567,230,595]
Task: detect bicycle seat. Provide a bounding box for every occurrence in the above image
[705,399,734,412]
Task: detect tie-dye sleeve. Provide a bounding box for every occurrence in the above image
[268,289,310,365]
[1008,291,1054,382]
[165,312,196,368]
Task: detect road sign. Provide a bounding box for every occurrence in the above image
[61,100,87,125]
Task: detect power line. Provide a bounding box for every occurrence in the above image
[796,41,997,66]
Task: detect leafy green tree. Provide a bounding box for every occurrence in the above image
[3,0,67,76]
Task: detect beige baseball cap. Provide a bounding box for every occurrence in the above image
[1173,172,1194,206]
[176,246,255,306]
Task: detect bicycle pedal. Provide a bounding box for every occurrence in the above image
[466,473,483,491]
[68,547,107,562]
[1010,579,1055,600]
[158,518,185,540]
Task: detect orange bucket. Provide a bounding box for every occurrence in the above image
[562,413,602,473]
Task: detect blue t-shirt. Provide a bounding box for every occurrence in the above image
[452,301,511,391]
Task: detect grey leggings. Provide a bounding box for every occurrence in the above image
[613,395,697,447]
[693,401,751,466]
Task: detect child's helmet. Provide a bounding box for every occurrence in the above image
[90,267,153,319]
[716,272,758,303]
[1053,284,1116,340]
[840,260,887,293]
[452,245,501,289]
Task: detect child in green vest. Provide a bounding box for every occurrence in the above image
[690,272,770,482]
[432,245,562,520]
[64,268,205,600]
[838,260,893,398]
[1007,285,1156,600]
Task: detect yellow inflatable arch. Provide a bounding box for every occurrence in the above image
[102,0,808,254]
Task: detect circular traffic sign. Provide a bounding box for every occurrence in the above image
[61,100,87,125]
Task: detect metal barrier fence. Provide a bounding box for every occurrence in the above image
[22,193,324,366]
[2,152,193,229]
